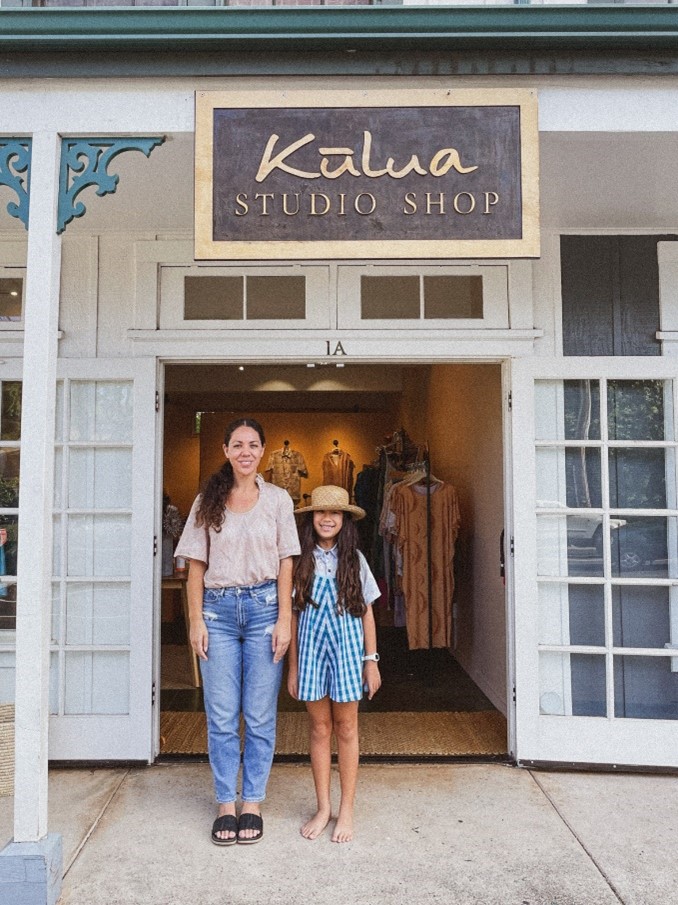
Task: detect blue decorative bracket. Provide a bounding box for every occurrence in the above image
[57,137,165,235]
[0,139,32,230]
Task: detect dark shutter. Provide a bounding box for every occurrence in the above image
[561,235,671,357]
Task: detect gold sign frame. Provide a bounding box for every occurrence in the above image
[195,89,539,260]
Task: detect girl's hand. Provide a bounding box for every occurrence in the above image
[189,618,209,661]
[272,618,291,663]
[363,662,381,700]
[287,669,299,700]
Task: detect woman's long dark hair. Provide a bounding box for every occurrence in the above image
[293,513,366,617]
[196,418,265,531]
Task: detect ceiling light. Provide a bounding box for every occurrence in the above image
[238,366,245,371]
[306,363,316,368]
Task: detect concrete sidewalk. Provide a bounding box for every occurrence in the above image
[2,762,677,905]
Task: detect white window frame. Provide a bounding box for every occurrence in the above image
[159,264,331,330]
[336,263,509,330]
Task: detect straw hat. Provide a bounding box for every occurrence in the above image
[295,485,366,520]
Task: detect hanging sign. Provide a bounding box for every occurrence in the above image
[195,89,539,260]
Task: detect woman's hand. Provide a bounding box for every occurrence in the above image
[287,667,299,700]
[363,662,381,700]
[189,618,209,661]
[271,618,291,663]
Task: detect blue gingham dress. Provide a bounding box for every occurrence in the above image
[296,546,381,703]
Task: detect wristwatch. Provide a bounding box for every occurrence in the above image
[362,652,380,662]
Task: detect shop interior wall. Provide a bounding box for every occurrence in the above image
[198,410,397,499]
[398,364,506,713]
[163,401,399,518]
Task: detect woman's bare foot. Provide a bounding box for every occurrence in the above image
[331,810,354,843]
[238,803,262,842]
[214,802,237,842]
[301,807,331,840]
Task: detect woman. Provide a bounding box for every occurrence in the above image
[174,418,300,846]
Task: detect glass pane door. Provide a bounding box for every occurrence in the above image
[512,359,678,767]
[49,361,156,760]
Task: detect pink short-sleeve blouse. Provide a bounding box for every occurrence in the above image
[174,474,300,588]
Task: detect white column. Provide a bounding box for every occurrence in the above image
[13,131,62,842]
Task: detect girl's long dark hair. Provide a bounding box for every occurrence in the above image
[293,513,366,618]
[196,418,266,531]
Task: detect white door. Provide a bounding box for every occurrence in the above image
[49,359,157,760]
[511,357,678,767]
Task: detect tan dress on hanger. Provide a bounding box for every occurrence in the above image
[388,481,460,650]
[322,449,355,497]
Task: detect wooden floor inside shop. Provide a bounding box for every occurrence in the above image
[160,609,508,759]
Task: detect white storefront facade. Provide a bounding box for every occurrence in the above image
[1,5,678,899]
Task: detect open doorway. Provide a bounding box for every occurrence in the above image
[158,362,508,759]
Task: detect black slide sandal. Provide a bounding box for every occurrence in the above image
[211,814,238,846]
[237,812,263,845]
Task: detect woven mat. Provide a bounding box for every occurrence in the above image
[0,704,14,797]
[160,710,507,757]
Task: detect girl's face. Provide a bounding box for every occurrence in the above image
[224,426,265,479]
[313,509,344,549]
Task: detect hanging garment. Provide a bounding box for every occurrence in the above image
[322,449,355,498]
[267,447,308,503]
[388,481,460,651]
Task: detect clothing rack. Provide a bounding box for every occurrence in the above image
[378,432,436,651]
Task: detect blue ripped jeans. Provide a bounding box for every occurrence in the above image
[200,580,282,804]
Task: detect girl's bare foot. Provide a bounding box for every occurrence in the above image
[331,811,354,843]
[301,807,331,840]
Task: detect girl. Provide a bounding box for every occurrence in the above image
[175,418,300,845]
[288,485,382,843]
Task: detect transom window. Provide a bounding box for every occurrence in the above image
[0,271,24,325]
[360,274,483,320]
[159,265,330,329]
[337,264,508,329]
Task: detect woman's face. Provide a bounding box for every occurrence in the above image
[224,426,265,478]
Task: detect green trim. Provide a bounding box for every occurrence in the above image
[1,6,678,53]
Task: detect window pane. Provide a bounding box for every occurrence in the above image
[49,652,59,715]
[423,275,483,319]
[539,583,605,647]
[608,380,668,441]
[68,448,132,509]
[70,382,133,443]
[247,276,305,319]
[65,583,130,646]
[51,582,61,645]
[612,586,672,649]
[609,448,671,509]
[539,651,606,717]
[55,381,64,443]
[0,583,16,637]
[184,276,243,320]
[0,651,16,705]
[535,380,600,441]
[0,449,20,509]
[67,514,131,577]
[0,382,22,441]
[0,515,18,577]
[0,278,22,322]
[611,516,675,578]
[537,514,604,578]
[64,651,129,715]
[536,447,601,509]
[614,656,678,720]
[361,276,419,319]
